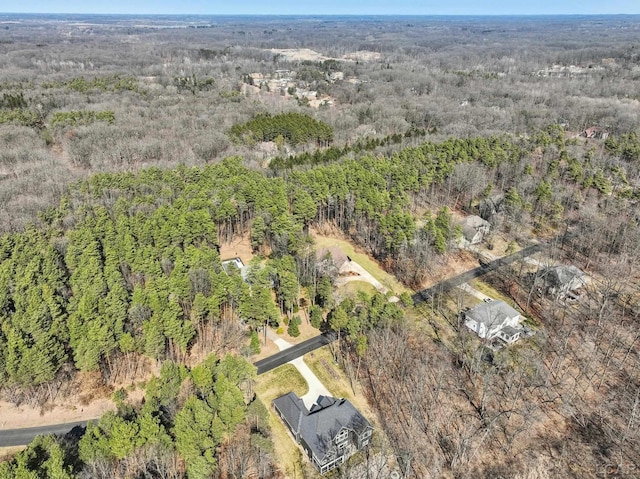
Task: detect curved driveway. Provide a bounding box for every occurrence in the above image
[0,233,570,447]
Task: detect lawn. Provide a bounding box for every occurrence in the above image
[311,231,411,295]
[254,364,308,476]
[470,278,517,307]
[255,363,308,403]
[336,280,378,300]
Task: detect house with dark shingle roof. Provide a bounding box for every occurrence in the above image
[273,392,373,474]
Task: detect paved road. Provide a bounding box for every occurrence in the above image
[254,331,337,375]
[0,334,338,446]
[412,241,549,304]
[0,233,571,446]
[0,421,89,447]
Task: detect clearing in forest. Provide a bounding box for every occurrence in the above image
[218,232,254,265]
[311,228,411,295]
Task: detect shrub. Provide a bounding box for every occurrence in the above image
[250,330,261,354]
[287,315,301,337]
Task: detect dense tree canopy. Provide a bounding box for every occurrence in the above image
[229,112,333,146]
[1,126,638,387]
[0,354,259,479]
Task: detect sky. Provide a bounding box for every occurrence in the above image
[2,0,640,15]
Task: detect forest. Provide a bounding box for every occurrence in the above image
[0,12,639,479]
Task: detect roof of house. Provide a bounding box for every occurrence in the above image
[541,265,585,288]
[316,246,349,269]
[460,215,490,241]
[500,325,521,338]
[273,393,372,462]
[462,215,490,229]
[465,300,520,327]
[221,257,245,269]
[221,257,250,280]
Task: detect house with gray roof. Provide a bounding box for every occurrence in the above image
[535,265,586,299]
[464,299,522,342]
[458,215,491,246]
[273,393,373,474]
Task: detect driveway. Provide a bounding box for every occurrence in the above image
[457,283,491,301]
[335,260,400,302]
[266,329,332,409]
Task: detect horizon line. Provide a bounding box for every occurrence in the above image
[2,12,640,17]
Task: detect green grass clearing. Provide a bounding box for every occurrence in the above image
[254,363,308,403]
[336,280,378,299]
[470,279,517,307]
[312,233,411,295]
[254,364,308,475]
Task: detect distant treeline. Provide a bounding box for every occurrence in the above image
[41,75,140,94]
[268,127,428,171]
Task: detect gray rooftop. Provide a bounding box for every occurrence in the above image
[500,325,521,338]
[316,246,349,269]
[273,393,372,462]
[541,265,585,288]
[466,300,519,327]
[460,215,490,242]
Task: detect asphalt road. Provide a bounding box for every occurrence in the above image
[412,240,551,304]
[0,334,338,447]
[253,331,337,375]
[0,421,89,447]
[0,233,570,446]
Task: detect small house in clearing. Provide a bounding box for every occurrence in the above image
[535,265,586,299]
[221,257,249,280]
[273,393,373,475]
[464,300,522,343]
[316,246,351,276]
[459,215,491,246]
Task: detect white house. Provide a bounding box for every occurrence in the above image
[221,257,249,280]
[464,300,521,341]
